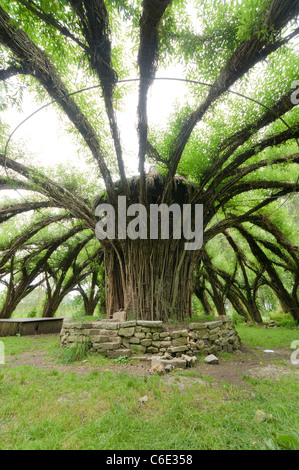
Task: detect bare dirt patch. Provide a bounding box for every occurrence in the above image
[196,346,298,386]
[4,342,298,386]
[5,350,151,377]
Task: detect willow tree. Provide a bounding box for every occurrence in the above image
[0,201,102,318]
[195,207,299,322]
[0,0,298,321]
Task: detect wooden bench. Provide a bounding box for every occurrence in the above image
[0,318,64,336]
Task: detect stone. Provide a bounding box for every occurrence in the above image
[165,364,175,373]
[129,344,146,355]
[171,331,182,339]
[78,322,93,329]
[119,321,137,328]
[180,330,189,337]
[168,345,189,353]
[81,329,100,335]
[181,354,198,367]
[224,344,233,353]
[134,332,146,339]
[147,346,159,354]
[67,335,80,342]
[104,322,120,330]
[209,327,220,335]
[90,321,106,328]
[151,357,187,369]
[151,327,163,333]
[254,410,276,423]
[121,339,131,349]
[204,354,219,365]
[189,322,208,330]
[206,321,222,329]
[160,341,171,348]
[195,330,209,340]
[99,342,121,350]
[140,339,152,347]
[172,337,188,346]
[209,334,219,342]
[118,327,135,337]
[160,331,170,338]
[132,355,151,361]
[92,335,119,343]
[163,352,172,360]
[105,349,131,359]
[129,337,141,344]
[150,364,165,375]
[138,395,149,404]
[164,358,187,369]
[150,355,163,364]
[97,329,118,336]
[137,321,163,328]
[112,311,127,322]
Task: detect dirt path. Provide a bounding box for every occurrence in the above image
[4,342,298,387]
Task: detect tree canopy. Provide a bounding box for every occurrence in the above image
[0,0,298,322]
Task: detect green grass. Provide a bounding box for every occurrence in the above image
[0,361,298,450]
[57,339,91,364]
[236,324,299,349]
[2,335,59,358]
[0,326,298,450]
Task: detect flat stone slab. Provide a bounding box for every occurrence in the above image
[151,356,187,369]
[98,342,121,350]
[189,322,209,330]
[0,318,64,336]
[105,349,131,358]
[168,345,189,353]
[189,320,223,330]
[118,321,137,327]
[131,355,152,361]
[136,321,163,328]
[206,321,223,329]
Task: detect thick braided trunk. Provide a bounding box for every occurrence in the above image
[103,239,196,321]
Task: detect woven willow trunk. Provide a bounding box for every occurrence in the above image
[103,238,197,322]
[95,174,201,321]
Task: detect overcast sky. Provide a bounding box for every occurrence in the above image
[2,63,187,182]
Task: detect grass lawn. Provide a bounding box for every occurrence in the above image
[0,325,298,450]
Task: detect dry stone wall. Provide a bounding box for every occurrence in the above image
[60,316,241,358]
